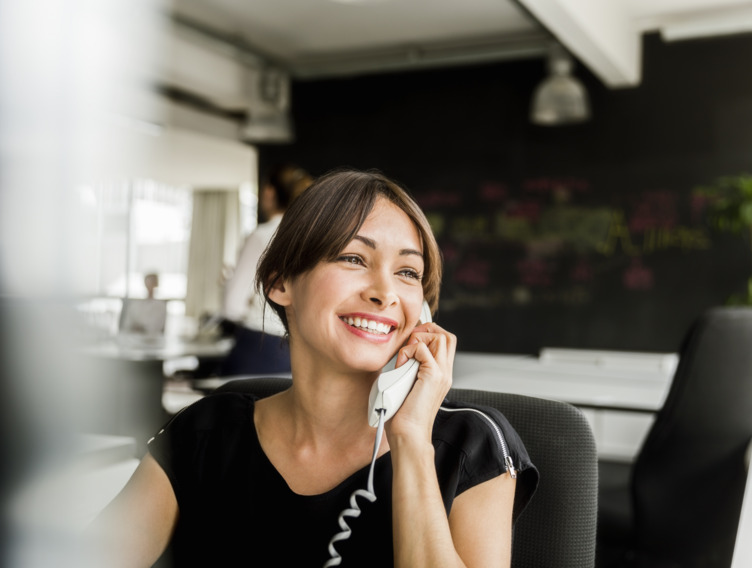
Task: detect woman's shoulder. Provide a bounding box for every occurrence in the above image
[158,391,257,436]
[433,399,519,454]
[434,398,535,471]
[433,398,539,521]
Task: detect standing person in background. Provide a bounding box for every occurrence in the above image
[220,164,313,375]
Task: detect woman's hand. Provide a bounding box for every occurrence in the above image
[386,321,457,442]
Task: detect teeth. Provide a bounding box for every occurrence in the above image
[343,316,392,335]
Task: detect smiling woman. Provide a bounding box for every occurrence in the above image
[87,168,537,568]
[264,190,428,374]
[256,169,443,335]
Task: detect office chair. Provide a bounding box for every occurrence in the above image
[598,307,752,567]
[215,378,599,568]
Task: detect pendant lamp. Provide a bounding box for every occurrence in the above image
[530,43,590,126]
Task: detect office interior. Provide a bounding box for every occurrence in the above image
[2,0,752,566]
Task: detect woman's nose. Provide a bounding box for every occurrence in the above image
[363,271,398,307]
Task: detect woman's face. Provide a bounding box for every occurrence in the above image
[271,197,426,375]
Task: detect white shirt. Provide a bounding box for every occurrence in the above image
[222,214,286,336]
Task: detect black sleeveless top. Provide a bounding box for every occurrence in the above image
[148,392,537,567]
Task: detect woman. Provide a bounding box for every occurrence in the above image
[91,169,537,567]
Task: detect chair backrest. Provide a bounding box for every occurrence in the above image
[632,307,752,565]
[215,378,599,568]
[446,388,598,568]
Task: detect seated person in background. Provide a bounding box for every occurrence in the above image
[220,163,313,375]
[89,169,537,567]
[119,272,167,336]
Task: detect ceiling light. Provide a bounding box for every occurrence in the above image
[241,67,294,143]
[530,43,590,126]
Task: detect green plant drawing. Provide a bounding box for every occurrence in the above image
[694,174,752,305]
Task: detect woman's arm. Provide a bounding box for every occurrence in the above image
[449,474,517,567]
[387,323,516,567]
[390,428,516,568]
[86,453,178,568]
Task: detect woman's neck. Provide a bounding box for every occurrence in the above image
[253,370,388,495]
[289,372,375,441]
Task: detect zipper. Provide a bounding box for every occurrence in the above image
[439,405,518,478]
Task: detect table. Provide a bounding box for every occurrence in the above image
[451,351,676,460]
[80,335,232,450]
[452,352,673,413]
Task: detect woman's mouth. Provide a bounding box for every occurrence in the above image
[340,316,395,336]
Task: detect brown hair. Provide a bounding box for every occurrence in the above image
[255,168,442,334]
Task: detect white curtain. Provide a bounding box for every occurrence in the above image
[184,189,240,318]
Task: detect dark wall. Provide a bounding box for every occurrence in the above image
[260,33,752,354]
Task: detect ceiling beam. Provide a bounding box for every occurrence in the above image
[517,0,642,88]
[289,31,551,80]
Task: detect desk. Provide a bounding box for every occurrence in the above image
[452,352,671,413]
[81,336,232,449]
[452,351,675,460]
[85,334,234,361]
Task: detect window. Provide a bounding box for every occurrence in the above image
[77,179,193,300]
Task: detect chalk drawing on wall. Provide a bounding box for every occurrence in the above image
[418,180,716,310]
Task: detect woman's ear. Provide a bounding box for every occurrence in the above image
[267,276,292,307]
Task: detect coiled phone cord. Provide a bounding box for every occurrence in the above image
[323,408,386,567]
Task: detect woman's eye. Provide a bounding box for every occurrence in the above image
[397,268,423,281]
[338,254,364,266]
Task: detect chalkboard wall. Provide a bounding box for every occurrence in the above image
[261,33,752,354]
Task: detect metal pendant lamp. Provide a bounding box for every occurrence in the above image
[530,43,591,126]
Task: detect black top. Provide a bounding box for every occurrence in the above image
[148,392,538,567]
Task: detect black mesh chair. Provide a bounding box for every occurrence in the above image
[215,378,599,568]
[598,307,752,567]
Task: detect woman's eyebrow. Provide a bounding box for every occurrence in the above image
[353,235,424,258]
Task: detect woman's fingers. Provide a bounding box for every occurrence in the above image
[387,335,454,439]
[403,323,456,368]
[392,322,456,401]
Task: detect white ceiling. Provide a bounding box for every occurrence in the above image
[170,0,752,87]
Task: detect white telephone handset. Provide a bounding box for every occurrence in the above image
[367,300,432,427]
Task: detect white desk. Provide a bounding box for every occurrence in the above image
[451,351,675,461]
[452,352,672,413]
[83,334,233,362]
[81,336,232,448]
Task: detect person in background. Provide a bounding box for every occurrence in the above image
[220,163,313,374]
[119,272,167,336]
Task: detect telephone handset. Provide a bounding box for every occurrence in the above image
[367,300,432,427]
